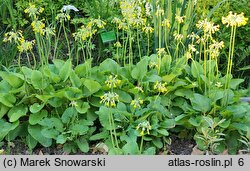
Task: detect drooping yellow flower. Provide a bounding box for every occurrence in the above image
[222,11,248,27]
[17,39,35,53]
[154,81,167,93]
[142,25,154,34]
[3,30,24,43]
[100,92,119,107]
[175,15,185,24]
[136,121,152,136]
[196,19,219,34]
[105,75,122,89]
[131,98,143,109]
[156,48,165,56]
[31,20,45,35]
[56,13,71,22]
[162,19,171,28]
[24,4,44,18]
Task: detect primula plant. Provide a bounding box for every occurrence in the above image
[0,0,249,155]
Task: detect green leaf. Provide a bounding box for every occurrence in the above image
[0,119,19,141]
[31,70,47,90]
[90,131,109,141]
[188,117,201,127]
[96,106,112,130]
[76,137,89,153]
[231,123,248,132]
[30,103,44,113]
[75,59,92,77]
[190,93,211,113]
[0,93,16,107]
[41,128,60,139]
[131,57,148,81]
[39,117,64,132]
[61,107,77,124]
[64,87,83,100]
[114,89,132,103]
[0,71,24,88]
[82,79,101,94]
[191,61,203,78]
[59,59,72,82]
[99,58,119,73]
[76,101,90,114]
[0,104,9,119]
[26,134,38,150]
[162,73,178,83]
[152,137,163,148]
[122,141,139,155]
[8,105,28,122]
[28,125,52,147]
[70,123,89,136]
[70,70,82,87]
[56,134,67,144]
[160,119,175,129]
[29,110,48,125]
[143,147,156,155]
[157,129,169,136]
[229,79,244,89]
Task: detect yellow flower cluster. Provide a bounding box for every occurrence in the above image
[175,15,185,24]
[174,32,184,41]
[142,25,154,34]
[24,4,44,18]
[56,13,71,22]
[17,39,35,53]
[73,25,96,42]
[31,20,45,35]
[114,42,122,48]
[222,11,248,27]
[3,30,24,43]
[105,75,122,89]
[154,81,167,93]
[162,19,171,28]
[156,48,165,56]
[131,98,143,109]
[208,40,224,59]
[100,92,119,107]
[196,19,219,34]
[134,85,144,93]
[136,121,152,136]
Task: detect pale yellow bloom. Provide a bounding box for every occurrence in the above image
[222,11,248,27]
[100,92,119,107]
[31,20,45,35]
[3,30,24,43]
[17,39,35,53]
[131,98,143,109]
[105,75,121,89]
[154,81,167,93]
[136,121,152,136]
[175,15,185,24]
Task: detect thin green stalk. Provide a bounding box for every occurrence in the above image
[62,21,71,59]
[139,136,144,154]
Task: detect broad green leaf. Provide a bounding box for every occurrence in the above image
[56,134,67,144]
[96,106,112,130]
[75,58,92,77]
[190,93,211,113]
[188,117,201,127]
[64,87,83,100]
[70,123,89,136]
[191,61,203,78]
[229,79,244,89]
[39,117,64,132]
[0,93,16,107]
[41,128,59,139]
[47,97,63,107]
[157,129,169,136]
[0,71,24,88]
[29,110,48,125]
[162,73,178,83]
[82,79,101,94]
[31,70,47,90]
[122,141,139,155]
[114,89,132,103]
[152,137,163,148]
[59,59,72,82]
[99,58,119,73]
[160,119,175,129]
[26,134,38,150]
[70,70,82,87]
[7,105,28,122]
[131,57,148,81]
[90,131,109,141]
[36,94,53,103]
[143,147,156,155]
[0,119,19,141]
[76,137,89,153]
[28,125,52,147]
[61,107,77,124]
[76,101,90,114]
[0,104,9,119]
[30,103,45,113]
